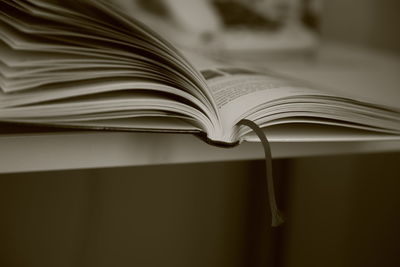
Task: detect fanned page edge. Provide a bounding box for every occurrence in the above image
[0,0,225,141]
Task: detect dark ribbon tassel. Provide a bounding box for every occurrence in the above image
[238,119,284,227]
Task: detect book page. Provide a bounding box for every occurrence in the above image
[1,0,218,115]
[203,67,326,129]
[201,66,400,141]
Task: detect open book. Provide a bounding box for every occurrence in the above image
[1,0,400,146]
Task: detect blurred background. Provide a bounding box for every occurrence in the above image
[112,0,322,60]
[1,1,400,267]
[111,0,400,57]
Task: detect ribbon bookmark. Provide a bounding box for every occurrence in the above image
[238,119,284,227]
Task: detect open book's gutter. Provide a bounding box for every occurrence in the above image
[238,119,284,227]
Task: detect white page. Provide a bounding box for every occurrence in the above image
[207,73,328,128]
[201,67,400,141]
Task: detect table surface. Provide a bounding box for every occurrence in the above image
[1,43,400,174]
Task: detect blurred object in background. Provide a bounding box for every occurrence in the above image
[111,0,322,61]
[209,0,321,60]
